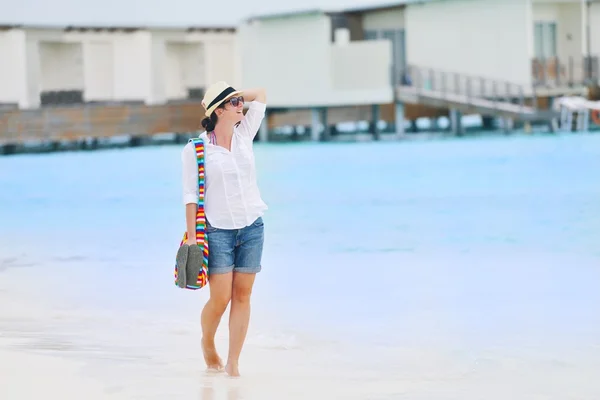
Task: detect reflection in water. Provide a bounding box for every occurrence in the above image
[199,375,241,400]
[199,382,215,400]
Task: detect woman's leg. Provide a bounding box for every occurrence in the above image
[226,272,256,376]
[201,272,232,370]
[202,227,236,370]
[226,217,264,376]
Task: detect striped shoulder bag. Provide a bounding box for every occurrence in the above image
[174,137,209,290]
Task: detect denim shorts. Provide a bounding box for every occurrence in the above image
[205,217,264,275]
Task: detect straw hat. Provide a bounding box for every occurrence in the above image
[201,81,243,117]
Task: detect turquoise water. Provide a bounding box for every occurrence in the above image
[1,132,600,398]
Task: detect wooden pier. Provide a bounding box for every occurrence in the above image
[2,64,597,155]
[0,101,206,154]
[394,65,563,134]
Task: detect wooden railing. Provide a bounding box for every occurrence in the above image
[397,64,535,110]
[0,101,205,145]
[531,55,599,88]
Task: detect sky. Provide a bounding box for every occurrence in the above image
[0,0,395,27]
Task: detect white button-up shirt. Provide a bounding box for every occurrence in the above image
[181,101,268,230]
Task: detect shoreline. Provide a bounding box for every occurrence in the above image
[0,340,131,400]
[3,124,595,157]
[1,257,600,399]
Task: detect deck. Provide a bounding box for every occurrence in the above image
[396,86,554,121]
[0,101,205,148]
[1,65,585,154]
[396,65,560,126]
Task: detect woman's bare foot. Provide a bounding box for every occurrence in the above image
[201,337,223,371]
[225,361,240,377]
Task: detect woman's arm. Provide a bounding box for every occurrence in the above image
[238,88,267,139]
[185,203,198,245]
[182,143,200,246]
[242,88,266,104]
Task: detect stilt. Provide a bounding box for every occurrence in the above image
[559,106,569,131]
[311,108,321,142]
[482,116,495,130]
[503,117,514,133]
[320,108,330,142]
[583,109,590,132]
[258,116,269,142]
[430,117,439,131]
[130,136,139,147]
[566,108,574,132]
[576,108,589,132]
[1,144,17,155]
[410,120,418,133]
[450,108,463,136]
[395,101,405,138]
[371,104,380,140]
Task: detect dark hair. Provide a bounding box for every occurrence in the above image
[201,104,225,132]
[201,113,218,132]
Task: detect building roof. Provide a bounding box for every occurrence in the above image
[246,9,325,22]
[246,0,433,21]
[1,0,435,28]
[342,0,432,13]
[0,23,236,32]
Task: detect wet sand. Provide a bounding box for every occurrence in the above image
[1,259,599,400]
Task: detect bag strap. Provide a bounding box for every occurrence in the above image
[189,137,207,245]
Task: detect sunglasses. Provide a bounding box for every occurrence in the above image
[224,96,244,107]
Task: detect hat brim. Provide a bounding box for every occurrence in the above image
[205,90,243,117]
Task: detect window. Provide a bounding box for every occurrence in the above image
[534,21,557,59]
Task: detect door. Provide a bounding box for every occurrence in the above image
[364,28,406,85]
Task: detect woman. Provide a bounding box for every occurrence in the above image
[181,81,267,377]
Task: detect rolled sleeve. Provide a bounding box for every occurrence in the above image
[237,101,266,140]
[182,143,199,205]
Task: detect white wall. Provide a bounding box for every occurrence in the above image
[238,13,393,107]
[21,29,153,106]
[164,42,204,100]
[0,30,27,107]
[165,43,187,100]
[238,14,332,107]
[406,0,533,87]
[362,8,405,30]
[330,40,391,96]
[1,27,242,109]
[63,32,117,102]
[149,30,236,103]
[113,31,152,103]
[557,2,585,63]
[532,1,585,60]
[22,29,65,108]
[203,38,237,88]
[185,31,239,87]
[65,30,153,103]
[38,42,84,91]
[591,2,600,59]
[83,41,114,101]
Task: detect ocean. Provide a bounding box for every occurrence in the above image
[1,132,599,399]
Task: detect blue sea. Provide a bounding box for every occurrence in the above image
[1,132,599,399]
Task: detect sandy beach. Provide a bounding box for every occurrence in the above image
[1,254,599,400]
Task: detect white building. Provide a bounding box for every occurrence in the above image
[0,24,238,109]
[237,9,394,108]
[238,0,600,108]
[405,0,600,94]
